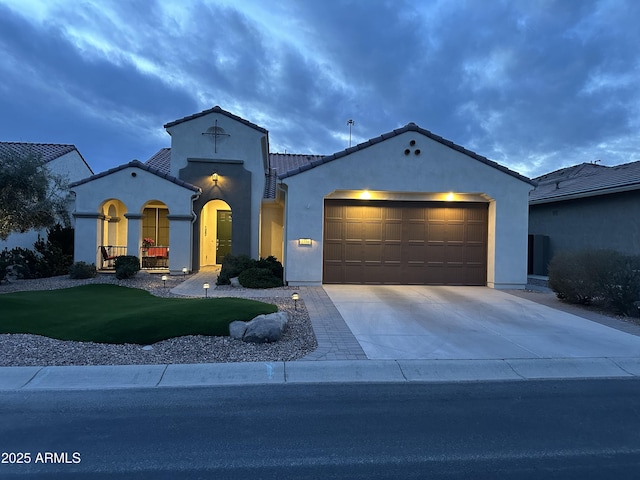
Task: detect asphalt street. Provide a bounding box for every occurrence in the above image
[2,379,640,479]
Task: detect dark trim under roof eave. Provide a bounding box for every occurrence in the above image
[277,123,535,186]
[69,159,201,193]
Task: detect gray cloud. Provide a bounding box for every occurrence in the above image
[0,0,638,177]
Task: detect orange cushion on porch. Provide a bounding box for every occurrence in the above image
[147,247,168,257]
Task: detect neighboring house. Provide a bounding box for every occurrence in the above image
[71,106,534,288]
[0,142,93,251]
[528,161,640,275]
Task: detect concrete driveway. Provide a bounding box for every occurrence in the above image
[323,285,640,360]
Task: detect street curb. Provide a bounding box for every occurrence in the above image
[1,357,640,391]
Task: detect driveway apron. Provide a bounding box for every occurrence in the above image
[323,285,640,360]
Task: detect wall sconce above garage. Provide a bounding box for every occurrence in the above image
[211,172,219,185]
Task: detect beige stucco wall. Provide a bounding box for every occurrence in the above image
[166,112,268,259]
[281,131,532,288]
[260,201,284,262]
[72,166,197,273]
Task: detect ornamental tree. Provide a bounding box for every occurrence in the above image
[0,147,70,241]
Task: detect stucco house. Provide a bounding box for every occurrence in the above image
[528,161,640,275]
[71,106,534,288]
[0,142,93,251]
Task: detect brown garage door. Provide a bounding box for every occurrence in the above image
[323,200,488,285]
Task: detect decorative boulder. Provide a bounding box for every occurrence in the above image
[230,276,241,288]
[228,321,248,340]
[229,311,288,343]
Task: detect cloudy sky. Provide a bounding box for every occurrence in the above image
[1,0,639,179]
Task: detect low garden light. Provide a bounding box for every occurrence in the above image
[161,275,168,288]
[203,282,210,298]
[291,292,300,310]
[182,267,188,277]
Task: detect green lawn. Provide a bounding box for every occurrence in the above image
[0,284,277,344]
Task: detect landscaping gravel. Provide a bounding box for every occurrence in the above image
[0,274,318,366]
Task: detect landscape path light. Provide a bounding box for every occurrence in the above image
[291,292,300,310]
[182,267,188,277]
[161,275,168,288]
[203,282,210,298]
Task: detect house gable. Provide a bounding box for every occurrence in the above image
[164,105,269,179]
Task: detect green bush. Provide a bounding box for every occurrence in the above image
[2,247,41,279]
[548,249,640,316]
[216,254,257,285]
[69,261,97,279]
[239,267,284,289]
[601,254,640,316]
[217,254,284,287]
[0,249,10,283]
[114,255,140,279]
[256,255,284,279]
[0,225,74,280]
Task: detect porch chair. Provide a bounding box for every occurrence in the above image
[100,246,118,269]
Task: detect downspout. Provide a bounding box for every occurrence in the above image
[190,189,201,272]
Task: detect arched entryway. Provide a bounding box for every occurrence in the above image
[200,199,232,267]
[98,199,128,268]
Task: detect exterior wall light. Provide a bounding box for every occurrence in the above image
[161,274,168,288]
[298,238,312,246]
[203,282,210,297]
[291,292,300,310]
[359,190,371,200]
[211,172,219,185]
[446,192,455,202]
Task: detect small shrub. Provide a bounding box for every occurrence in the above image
[69,261,97,279]
[239,267,283,289]
[114,255,140,279]
[602,254,640,316]
[217,254,255,285]
[0,249,10,283]
[548,249,640,316]
[256,255,284,279]
[3,247,41,279]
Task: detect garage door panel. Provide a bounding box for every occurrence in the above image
[324,242,343,262]
[324,200,487,285]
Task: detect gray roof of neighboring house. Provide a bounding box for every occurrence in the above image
[277,123,536,186]
[0,141,94,174]
[164,105,269,134]
[69,159,200,193]
[529,161,640,204]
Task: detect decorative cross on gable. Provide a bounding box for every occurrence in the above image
[202,119,230,153]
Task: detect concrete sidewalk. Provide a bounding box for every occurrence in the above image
[2,358,640,391]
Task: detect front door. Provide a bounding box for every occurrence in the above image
[216,210,232,264]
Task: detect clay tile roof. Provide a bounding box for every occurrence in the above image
[69,159,200,193]
[164,105,268,134]
[265,153,323,198]
[0,141,93,173]
[530,160,640,204]
[277,123,535,186]
[145,147,171,174]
